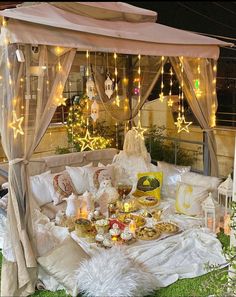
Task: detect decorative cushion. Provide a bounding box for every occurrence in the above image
[181,172,222,199]
[87,166,114,192]
[37,236,90,297]
[175,182,209,216]
[134,172,163,200]
[52,172,75,205]
[157,161,191,199]
[35,224,60,257]
[30,171,53,207]
[75,247,157,297]
[66,163,93,194]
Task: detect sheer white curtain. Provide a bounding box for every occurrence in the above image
[170,57,218,177]
[0,27,76,296]
[94,55,164,122]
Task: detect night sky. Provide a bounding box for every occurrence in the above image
[126,2,236,58]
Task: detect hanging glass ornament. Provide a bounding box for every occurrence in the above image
[86,76,95,100]
[104,74,113,99]
[91,100,99,122]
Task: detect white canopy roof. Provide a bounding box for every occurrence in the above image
[0,2,232,59]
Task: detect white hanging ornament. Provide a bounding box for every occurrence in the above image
[91,100,99,122]
[104,74,113,99]
[86,76,95,100]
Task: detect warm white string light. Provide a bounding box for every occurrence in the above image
[159,56,165,102]
[132,54,147,139]
[114,52,120,106]
[167,67,174,107]
[174,56,192,133]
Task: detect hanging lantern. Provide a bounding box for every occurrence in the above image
[91,100,99,122]
[86,76,95,100]
[217,174,233,214]
[201,192,216,233]
[104,74,113,99]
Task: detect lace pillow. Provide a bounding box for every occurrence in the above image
[87,166,114,192]
[52,172,75,205]
[175,182,208,216]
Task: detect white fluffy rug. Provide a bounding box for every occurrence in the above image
[74,246,158,297]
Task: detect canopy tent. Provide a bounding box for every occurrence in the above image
[0,2,232,58]
[0,2,233,296]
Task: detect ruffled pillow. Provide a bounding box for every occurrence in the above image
[52,172,75,205]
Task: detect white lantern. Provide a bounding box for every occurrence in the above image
[86,76,95,100]
[104,74,113,99]
[202,192,216,233]
[217,174,233,214]
[91,100,99,122]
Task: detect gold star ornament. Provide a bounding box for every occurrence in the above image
[56,95,67,106]
[175,115,192,133]
[77,128,97,151]
[132,120,147,140]
[9,110,24,139]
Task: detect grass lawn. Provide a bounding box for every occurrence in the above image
[0,231,229,297]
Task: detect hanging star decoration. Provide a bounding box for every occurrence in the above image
[167,98,174,107]
[175,115,192,133]
[9,110,24,139]
[77,128,97,151]
[159,92,164,103]
[132,120,147,140]
[56,95,67,106]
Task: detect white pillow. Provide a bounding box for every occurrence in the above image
[181,172,222,199]
[175,182,209,216]
[66,163,93,194]
[35,224,60,257]
[157,161,191,199]
[37,236,90,297]
[30,171,53,207]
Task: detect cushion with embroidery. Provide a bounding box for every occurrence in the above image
[87,166,114,192]
[175,182,208,216]
[52,172,75,205]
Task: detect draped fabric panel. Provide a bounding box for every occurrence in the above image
[0,27,76,296]
[170,57,218,176]
[94,56,163,122]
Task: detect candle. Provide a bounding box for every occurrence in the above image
[124,202,130,213]
[224,214,231,235]
[207,218,213,230]
[129,220,136,236]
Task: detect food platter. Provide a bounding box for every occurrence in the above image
[117,213,146,227]
[135,226,162,241]
[154,222,179,234]
[137,196,160,208]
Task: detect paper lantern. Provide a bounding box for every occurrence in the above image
[217,174,233,214]
[91,100,99,122]
[202,192,216,233]
[86,76,95,100]
[104,75,113,99]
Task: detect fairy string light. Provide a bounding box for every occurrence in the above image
[132,54,147,139]
[114,52,120,106]
[159,56,165,102]
[211,60,217,127]
[194,58,202,98]
[167,67,174,107]
[55,48,67,106]
[174,56,192,133]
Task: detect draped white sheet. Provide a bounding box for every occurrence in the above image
[0,28,76,296]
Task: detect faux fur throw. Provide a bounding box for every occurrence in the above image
[74,247,158,297]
